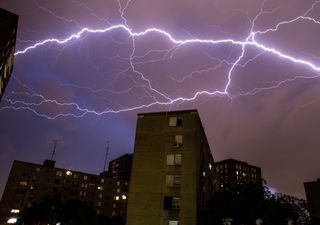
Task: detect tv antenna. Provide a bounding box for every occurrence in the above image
[51,139,59,160]
[103,141,110,172]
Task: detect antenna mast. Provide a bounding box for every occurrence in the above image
[51,139,59,160]
[103,141,110,172]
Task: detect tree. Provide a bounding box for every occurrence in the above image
[206,183,310,225]
[18,195,112,225]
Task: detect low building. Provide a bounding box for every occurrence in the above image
[0,160,110,223]
[215,159,262,192]
[108,154,132,221]
[304,178,320,221]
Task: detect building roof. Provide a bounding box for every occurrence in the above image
[215,158,261,169]
[137,109,198,117]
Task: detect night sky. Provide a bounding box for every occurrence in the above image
[1,0,320,199]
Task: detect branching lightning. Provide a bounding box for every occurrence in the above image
[2,0,320,119]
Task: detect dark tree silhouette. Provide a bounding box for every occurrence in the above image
[206,183,310,225]
[18,195,112,225]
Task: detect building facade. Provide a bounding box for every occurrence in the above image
[215,159,262,192]
[126,110,216,225]
[0,155,132,223]
[108,154,133,220]
[0,8,18,100]
[304,178,320,221]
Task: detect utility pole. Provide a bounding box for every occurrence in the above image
[103,141,110,172]
[51,139,59,160]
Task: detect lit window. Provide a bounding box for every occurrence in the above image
[209,163,212,170]
[83,176,88,180]
[97,186,103,190]
[166,175,181,187]
[243,172,246,177]
[56,171,63,176]
[236,171,239,175]
[169,117,183,126]
[122,195,127,200]
[117,188,120,193]
[7,217,17,224]
[101,178,105,183]
[172,197,180,209]
[169,220,179,225]
[115,196,120,201]
[202,171,206,177]
[175,154,182,165]
[173,135,183,148]
[19,181,28,186]
[10,209,20,214]
[166,154,182,165]
[98,194,103,199]
[117,181,120,186]
[66,170,72,176]
[169,117,177,126]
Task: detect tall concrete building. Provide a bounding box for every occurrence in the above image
[215,159,262,192]
[304,178,320,221]
[0,8,18,100]
[126,110,216,225]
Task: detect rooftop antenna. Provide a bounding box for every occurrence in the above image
[103,141,110,172]
[51,139,59,160]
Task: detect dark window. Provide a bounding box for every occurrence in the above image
[54,179,61,185]
[163,197,180,210]
[176,118,183,126]
[164,197,172,209]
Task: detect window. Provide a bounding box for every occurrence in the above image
[83,175,88,180]
[10,209,20,214]
[166,154,182,165]
[54,179,61,185]
[56,171,63,176]
[19,181,28,186]
[173,135,183,148]
[97,186,103,190]
[98,194,103,199]
[101,178,105,183]
[164,197,180,210]
[169,117,183,126]
[166,175,181,187]
[168,221,179,225]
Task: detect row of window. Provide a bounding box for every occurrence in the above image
[166,154,182,166]
[169,117,183,127]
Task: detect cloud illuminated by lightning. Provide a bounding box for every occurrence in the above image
[3,0,320,119]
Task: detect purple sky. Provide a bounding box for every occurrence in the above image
[1,0,320,199]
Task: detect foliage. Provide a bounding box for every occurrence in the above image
[206,183,310,225]
[18,195,112,225]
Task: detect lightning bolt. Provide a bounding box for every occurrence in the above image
[2,0,320,119]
